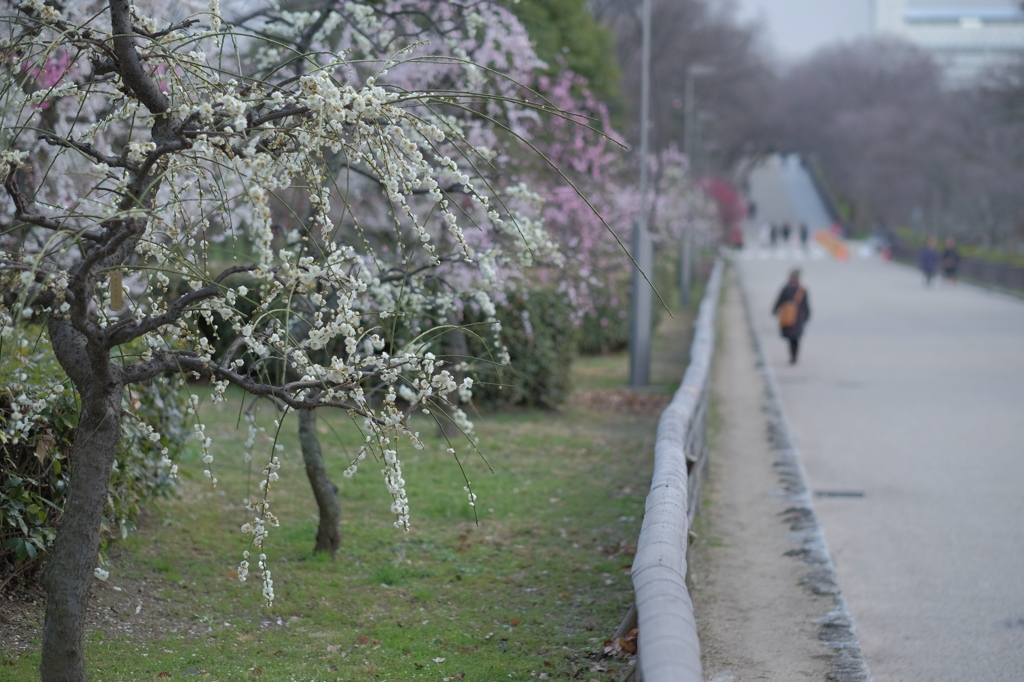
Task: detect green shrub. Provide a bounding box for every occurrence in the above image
[0,340,186,573]
[578,296,630,355]
[466,288,578,409]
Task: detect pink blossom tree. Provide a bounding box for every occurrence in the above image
[522,68,717,351]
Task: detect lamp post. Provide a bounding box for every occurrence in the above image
[683,64,714,172]
[628,0,653,388]
[680,63,714,307]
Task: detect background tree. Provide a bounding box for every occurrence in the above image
[506,0,623,117]
[591,0,771,171]
[764,37,1024,246]
[768,37,945,232]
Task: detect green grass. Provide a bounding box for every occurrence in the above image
[0,305,699,682]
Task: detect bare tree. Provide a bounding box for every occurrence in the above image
[767,37,947,230]
[765,36,1024,245]
[592,0,773,171]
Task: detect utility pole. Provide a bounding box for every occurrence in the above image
[628,0,653,388]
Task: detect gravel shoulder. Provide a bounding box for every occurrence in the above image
[688,267,833,681]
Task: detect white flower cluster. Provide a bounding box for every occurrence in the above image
[379,445,409,529]
[238,454,281,603]
[0,324,71,445]
[258,553,274,606]
[19,0,60,23]
[194,422,217,486]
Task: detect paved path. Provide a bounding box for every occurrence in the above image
[691,268,834,681]
[733,160,1024,681]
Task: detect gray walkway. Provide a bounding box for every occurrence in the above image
[737,161,1024,681]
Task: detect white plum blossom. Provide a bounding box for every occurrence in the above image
[0,0,567,636]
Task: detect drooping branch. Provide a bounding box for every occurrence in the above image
[132,18,200,40]
[103,284,219,348]
[38,132,129,169]
[120,350,392,423]
[104,265,258,348]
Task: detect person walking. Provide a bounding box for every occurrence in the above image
[773,269,811,364]
[941,238,960,284]
[919,237,940,286]
[799,223,809,249]
[781,222,792,245]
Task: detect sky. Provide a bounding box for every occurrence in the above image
[733,0,873,62]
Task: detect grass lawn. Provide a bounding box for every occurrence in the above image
[0,304,697,682]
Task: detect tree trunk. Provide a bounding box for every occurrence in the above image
[39,382,123,682]
[298,409,341,555]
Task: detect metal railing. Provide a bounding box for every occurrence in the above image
[630,258,723,681]
[889,241,1024,292]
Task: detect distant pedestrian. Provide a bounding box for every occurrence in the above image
[919,237,939,286]
[799,223,809,248]
[770,223,778,246]
[941,238,960,283]
[781,222,792,244]
[773,269,811,365]
[758,222,772,247]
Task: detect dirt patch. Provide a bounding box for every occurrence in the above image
[0,538,214,660]
[570,389,672,415]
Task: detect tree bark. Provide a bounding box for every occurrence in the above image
[298,409,341,555]
[39,380,123,682]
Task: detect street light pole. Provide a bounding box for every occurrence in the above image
[683,64,714,173]
[628,0,652,388]
[680,64,713,308]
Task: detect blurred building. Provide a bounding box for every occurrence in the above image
[873,0,1024,84]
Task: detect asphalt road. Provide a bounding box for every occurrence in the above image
[735,159,1024,681]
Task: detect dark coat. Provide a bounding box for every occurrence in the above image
[919,246,939,275]
[772,283,811,339]
[941,247,960,275]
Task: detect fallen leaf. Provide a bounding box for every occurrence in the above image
[327,645,342,652]
[356,635,370,646]
[35,432,55,464]
[156,673,172,679]
[433,657,446,663]
[509,619,520,627]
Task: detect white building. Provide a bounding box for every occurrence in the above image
[873,0,1024,85]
